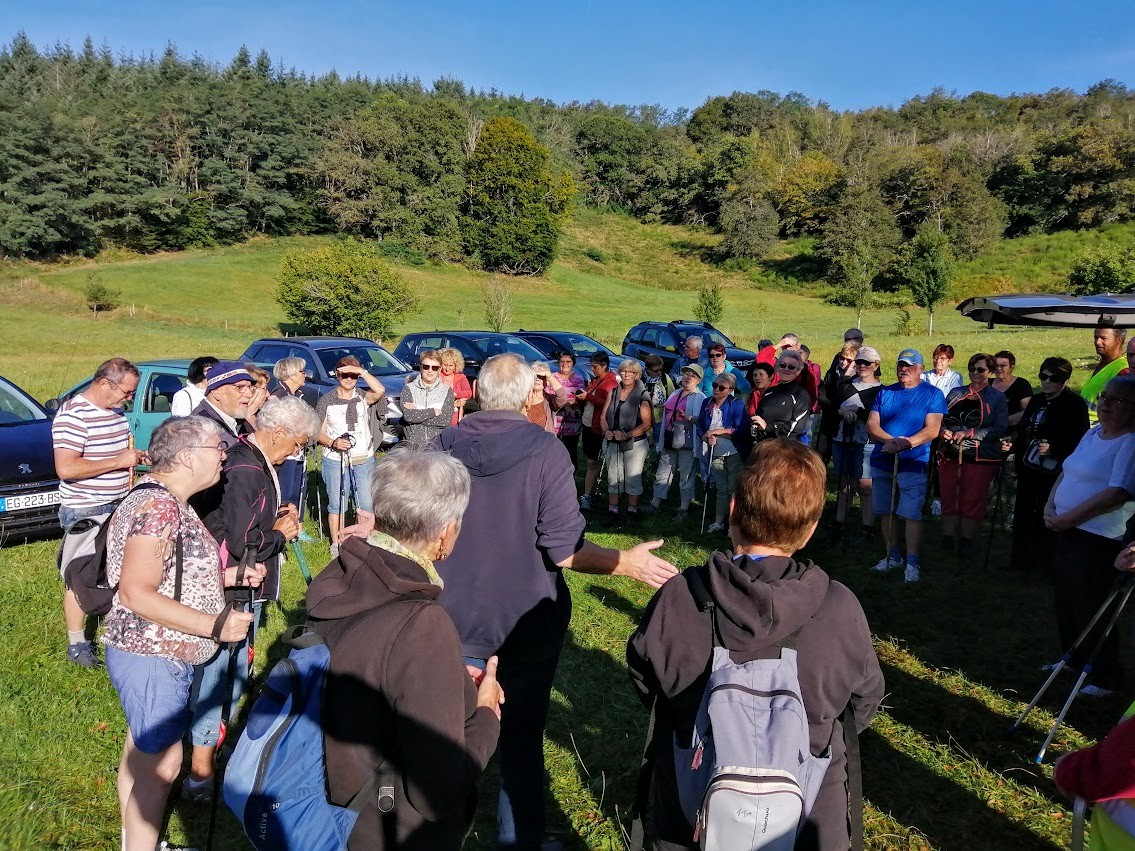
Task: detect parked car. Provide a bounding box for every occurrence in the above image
[957,293,1135,328]
[47,360,191,453]
[1,375,62,540]
[240,337,413,435]
[621,320,756,372]
[392,332,559,380]
[515,330,642,377]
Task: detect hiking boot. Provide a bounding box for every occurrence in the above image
[675,509,689,522]
[872,555,902,572]
[67,641,103,669]
[904,563,921,583]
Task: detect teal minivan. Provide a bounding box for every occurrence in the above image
[47,360,191,452]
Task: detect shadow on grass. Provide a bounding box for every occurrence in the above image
[861,728,1063,851]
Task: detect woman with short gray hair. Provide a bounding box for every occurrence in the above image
[269,358,312,516]
[600,359,653,526]
[306,448,505,850]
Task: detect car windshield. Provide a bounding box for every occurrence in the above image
[679,328,733,349]
[0,377,47,425]
[468,335,548,361]
[562,334,614,359]
[315,345,407,376]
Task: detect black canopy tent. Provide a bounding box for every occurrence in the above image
[956,293,1135,328]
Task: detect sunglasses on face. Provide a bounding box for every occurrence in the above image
[854,359,874,367]
[1038,372,1066,383]
[712,383,731,391]
[969,367,989,373]
[709,353,725,359]
[777,363,800,371]
[420,364,441,372]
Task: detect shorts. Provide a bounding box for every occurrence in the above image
[105,645,194,754]
[938,458,999,521]
[582,429,604,461]
[831,442,872,481]
[871,468,928,521]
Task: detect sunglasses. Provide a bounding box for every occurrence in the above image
[420,364,441,372]
[712,383,731,391]
[708,352,725,359]
[854,359,875,367]
[777,363,800,371]
[337,372,359,380]
[969,367,989,373]
[1038,371,1066,383]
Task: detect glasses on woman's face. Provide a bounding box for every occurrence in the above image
[619,370,639,377]
[420,363,441,372]
[995,362,1011,373]
[1039,371,1066,383]
[777,363,800,372]
[712,383,731,392]
[854,359,874,367]
[969,366,989,374]
[1098,394,1134,408]
[709,352,725,360]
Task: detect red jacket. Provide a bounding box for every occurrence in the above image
[1055,714,1135,803]
[583,371,618,435]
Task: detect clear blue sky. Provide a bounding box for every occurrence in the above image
[5,0,1134,112]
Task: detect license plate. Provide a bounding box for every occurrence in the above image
[0,490,61,512]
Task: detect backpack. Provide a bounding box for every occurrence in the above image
[60,483,164,616]
[629,565,863,851]
[223,598,425,850]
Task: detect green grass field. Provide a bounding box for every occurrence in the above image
[0,211,1130,849]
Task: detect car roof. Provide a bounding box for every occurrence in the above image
[138,359,192,369]
[250,336,375,344]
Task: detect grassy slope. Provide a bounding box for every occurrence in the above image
[0,212,1128,849]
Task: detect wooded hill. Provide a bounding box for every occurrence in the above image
[3,33,1134,290]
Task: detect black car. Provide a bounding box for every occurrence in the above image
[392,332,558,380]
[240,337,413,421]
[515,330,642,378]
[622,320,756,372]
[0,375,61,540]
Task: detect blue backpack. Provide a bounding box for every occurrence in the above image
[223,605,417,850]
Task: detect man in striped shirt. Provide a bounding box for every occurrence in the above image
[52,358,146,668]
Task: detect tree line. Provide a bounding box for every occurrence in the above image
[2,34,1134,289]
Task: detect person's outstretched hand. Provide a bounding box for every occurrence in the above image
[615,539,678,588]
[476,656,505,720]
[338,510,376,541]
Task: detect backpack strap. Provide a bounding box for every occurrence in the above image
[840,705,864,851]
[684,564,723,650]
[628,695,656,851]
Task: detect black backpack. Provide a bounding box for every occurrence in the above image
[60,483,169,615]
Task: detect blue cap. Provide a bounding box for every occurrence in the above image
[896,348,924,367]
[205,361,254,392]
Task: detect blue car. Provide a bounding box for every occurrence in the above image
[514,330,643,378]
[0,375,62,540]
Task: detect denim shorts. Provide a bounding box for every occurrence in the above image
[106,645,194,754]
[832,442,872,481]
[871,469,928,521]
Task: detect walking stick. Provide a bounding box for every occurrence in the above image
[700,440,717,535]
[882,450,900,561]
[982,461,1006,572]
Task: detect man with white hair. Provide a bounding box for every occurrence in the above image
[432,353,677,851]
[668,334,709,382]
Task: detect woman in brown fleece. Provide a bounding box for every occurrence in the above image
[306,449,505,850]
[628,439,885,851]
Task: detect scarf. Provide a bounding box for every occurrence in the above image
[366,530,444,588]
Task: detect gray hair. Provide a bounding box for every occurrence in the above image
[255,395,320,439]
[684,335,703,350]
[273,356,306,382]
[370,449,471,547]
[93,357,140,384]
[476,353,536,412]
[617,359,643,376]
[777,349,804,368]
[149,415,223,473]
[714,371,738,389]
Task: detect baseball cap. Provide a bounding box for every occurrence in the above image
[680,363,704,379]
[896,348,924,367]
[844,328,864,341]
[205,361,254,392]
[857,346,881,363]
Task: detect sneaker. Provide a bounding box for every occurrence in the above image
[67,641,103,669]
[904,563,921,583]
[1078,684,1118,699]
[930,498,942,517]
[579,494,592,512]
[872,555,902,572]
[179,776,214,803]
[329,543,340,559]
[706,522,726,534]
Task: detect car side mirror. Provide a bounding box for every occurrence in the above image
[45,398,60,412]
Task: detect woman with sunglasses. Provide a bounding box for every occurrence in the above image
[1044,376,1135,698]
[749,350,813,444]
[698,343,751,397]
[698,371,746,534]
[1010,358,1089,573]
[936,353,1008,558]
[401,350,456,450]
[828,346,884,546]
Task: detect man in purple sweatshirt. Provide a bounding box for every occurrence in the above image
[433,353,677,851]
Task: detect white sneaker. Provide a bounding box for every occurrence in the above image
[930,498,942,517]
[873,555,902,572]
[904,563,921,583]
[1078,684,1118,699]
[706,522,726,534]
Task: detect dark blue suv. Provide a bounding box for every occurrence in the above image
[622,321,756,372]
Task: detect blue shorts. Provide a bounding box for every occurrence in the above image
[870,469,928,521]
[832,442,872,481]
[106,645,194,754]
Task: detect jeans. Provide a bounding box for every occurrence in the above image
[321,454,375,515]
[189,600,262,747]
[466,648,563,850]
[710,452,742,521]
[59,501,119,532]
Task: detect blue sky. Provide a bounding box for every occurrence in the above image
[5,0,1134,112]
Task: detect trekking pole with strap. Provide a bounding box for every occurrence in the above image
[982,459,1007,572]
[700,439,716,535]
[882,450,901,561]
[206,545,255,851]
[1010,574,1135,762]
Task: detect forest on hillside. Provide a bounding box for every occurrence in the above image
[2,33,1134,290]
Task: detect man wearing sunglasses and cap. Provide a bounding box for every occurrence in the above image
[867,348,947,583]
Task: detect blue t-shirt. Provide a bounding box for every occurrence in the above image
[870,381,947,473]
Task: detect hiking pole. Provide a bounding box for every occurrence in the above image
[290,540,312,585]
[882,450,900,562]
[700,439,716,535]
[982,461,1007,572]
[1033,579,1135,763]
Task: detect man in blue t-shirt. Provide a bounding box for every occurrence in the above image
[867,348,947,583]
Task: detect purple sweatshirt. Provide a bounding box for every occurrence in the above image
[432,411,586,660]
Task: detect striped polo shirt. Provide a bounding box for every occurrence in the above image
[51,395,131,508]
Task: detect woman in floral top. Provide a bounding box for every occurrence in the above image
[102,415,263,851]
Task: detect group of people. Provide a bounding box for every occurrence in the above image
[48,322,1135,850]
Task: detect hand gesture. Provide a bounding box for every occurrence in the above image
[475,656,506,719]
[224,563,267,589]
[616,539,678,589]
[1115,545,1135,572]
[331,436,352,452]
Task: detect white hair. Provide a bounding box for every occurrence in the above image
[273,356,306,382]
[617,359,643,376]
[149,415,223,473]
[777,349,804,367]
[684,335,703,350]
[476,353,537,412]
[370,449,471,547]
[256,395,320,438]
